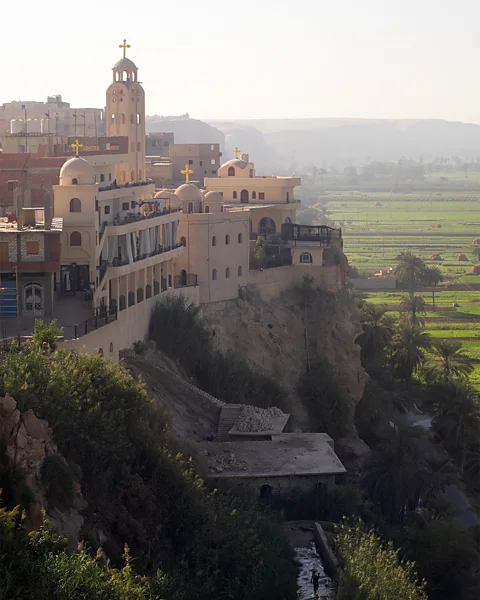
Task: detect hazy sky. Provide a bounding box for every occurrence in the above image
[2,0,478,122]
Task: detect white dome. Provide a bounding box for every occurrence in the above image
[175,183,203,202]
[203,191,224,203]
[59,157,95,186]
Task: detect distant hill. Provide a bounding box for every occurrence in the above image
[146,115,225,149]
[208,118,480,168]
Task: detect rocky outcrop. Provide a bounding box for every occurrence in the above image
[202,286,366,434]
[0,394,86,546]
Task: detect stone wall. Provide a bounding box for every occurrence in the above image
[61,285,199,361]
[216,474,334,497]
[247,264,343,301]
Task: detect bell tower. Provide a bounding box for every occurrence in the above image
[106,40,146,183]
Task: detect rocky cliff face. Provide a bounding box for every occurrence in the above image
[0,394,86,546]
[201,286,365,435]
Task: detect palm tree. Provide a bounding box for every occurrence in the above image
[423,340,475,383]
[425,381,480,472]
[362,425,429,523]
[357,304,396,357]
[390,323,431,381]
[394,251,427,296]
[399,294,427,327]
[423,266,443,310]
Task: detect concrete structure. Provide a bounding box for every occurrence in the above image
[0,96,104,149]
[0,181,62,318]
[146,132,174,156]
[200,433,346,496]
[145,157,174,188]
[169,143,221,186]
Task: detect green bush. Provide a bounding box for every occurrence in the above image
[0,344,297,600]
[41,455,77,509]
[297,361,353,438]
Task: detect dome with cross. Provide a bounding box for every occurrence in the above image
[59,156,94,186]
[175,183,202,202]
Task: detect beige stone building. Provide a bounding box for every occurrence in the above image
[105,53,146,183]
[169,143,222,186]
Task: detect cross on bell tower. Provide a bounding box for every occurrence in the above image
[119,39,131,58]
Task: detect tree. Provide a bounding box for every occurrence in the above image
[399,295,427,327]
[394,251,427,296]
[336,519,427,600]
[423,340,475,383]
[361,425,430,523]
[390,324,431,381]
[32,319,64,352]
[356,304,396,376]
[424,381,480,472]
[423,266,443,310]
[404,518,480,600]
[472,245,480,262]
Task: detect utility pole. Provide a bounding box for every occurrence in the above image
[15,263,21,348]
[55,113,59,147]
[82,111,86,140]
[24,106,28,154]
[73,112,77,139]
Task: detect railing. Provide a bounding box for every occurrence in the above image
[71,304,118,340]
[281,223,342,245]
[174,274,198,288]
[98,179,153,192]
[110,243,182,268]
[99,208,182,238]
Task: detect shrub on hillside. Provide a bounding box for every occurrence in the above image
[0,344,297,600]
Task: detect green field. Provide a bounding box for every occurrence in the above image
[324,199,480,280]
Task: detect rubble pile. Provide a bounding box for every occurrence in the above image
[235,405,284,432]
[201,447,248,473]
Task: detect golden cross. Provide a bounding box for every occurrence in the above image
[71,139,83,156]
[233,146,241,159]
[181,164,194,184]
[119,39,131,58]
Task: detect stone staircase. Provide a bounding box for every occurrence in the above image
[216,405,243,441]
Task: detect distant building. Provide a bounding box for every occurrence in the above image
[169,143,221,186]
[0,96,105,149]
[146,132,174,156]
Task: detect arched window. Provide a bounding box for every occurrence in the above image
[225,234,230,245]
[233,191,237,199]
[70,231,82,246]
[100,173,105,182]
[212,269,217,280]
[212,236,217,246]
[205,205,210,213]
[128,291,135,306]
[71,178,78,185]
[111,113,115,125]
[137,287,144,302]
[300,252,313,264]
[198,201,203,213]
[121,114,126,124]
[285,216,292,224]
[225,267,230,279]
[109,342,114,353]
[259,217,276,235]
[252,191,256,199]
[130,170,135,181]
[238,232,243,243]
[187,202,194,214]
[23,282,43,314]
[119,295,126,310]
[249,169,254,178]
[137,113,141,124]
[238,266,243,276]
[138,169,142,180]
[180,236,187,247]
[240,189,249,203]
[130,114,134,124]
[69,197,81,213]
[228,166,235,176]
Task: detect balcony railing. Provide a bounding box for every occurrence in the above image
[99,208,182,241]
[174,273,198,288]
[110,243,182,268]
[281,223,342,246]
[98,179,153,192]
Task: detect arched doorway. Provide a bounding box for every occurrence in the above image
[259,217,276,235]
[285,216,292,224]
[180,269,187,286]
[260,484,272,500]
[240,189,249,203]
[23,283,44,316]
